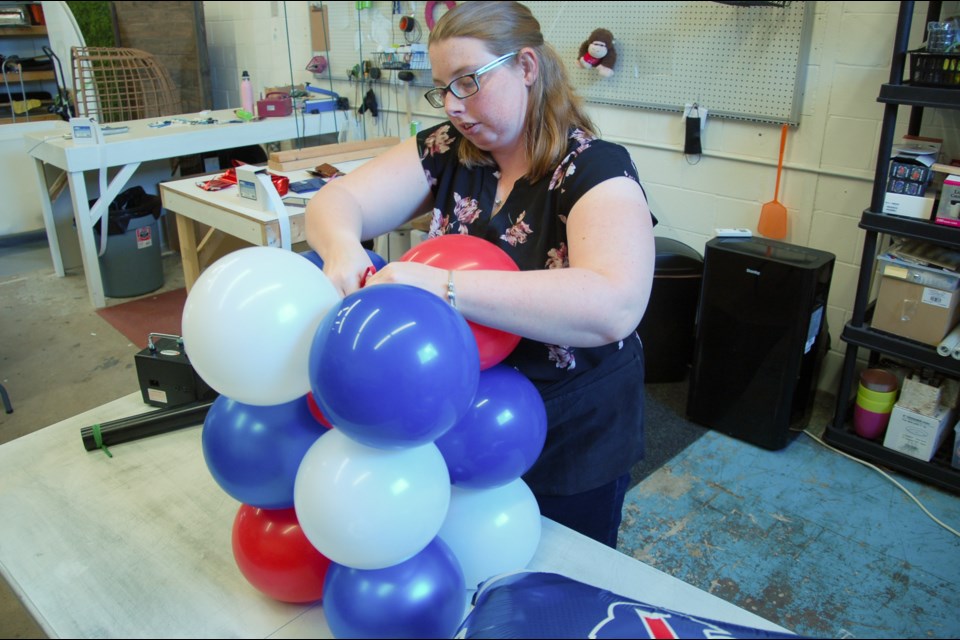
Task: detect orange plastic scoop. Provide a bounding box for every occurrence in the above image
[758,123,789,239]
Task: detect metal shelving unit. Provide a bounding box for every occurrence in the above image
[0,2,59,124]
[825,0,960,494]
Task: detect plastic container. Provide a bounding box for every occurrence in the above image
[854,404,892,440]
[855,393,895,414]
[859,368,899,393]
[241,70,254,114]
[909,50,960,88]
[853,368,898,439]
[926,21,957,53]
[636,237,703,383]
[857,384,897,405]
[91,186,164,298]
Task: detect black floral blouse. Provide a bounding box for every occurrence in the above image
[416,122,646,384]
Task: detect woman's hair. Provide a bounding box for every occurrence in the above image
[430,1,596,182]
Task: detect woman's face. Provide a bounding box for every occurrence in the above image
[429,37,532,157]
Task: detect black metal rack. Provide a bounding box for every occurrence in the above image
[825,0,960,494]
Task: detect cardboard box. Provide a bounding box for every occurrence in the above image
[887,159,932,196]
[882,191,936,220]
[935,174,960,224]
[898,374,943,417]
[872,256,960,346]
[883,403,954,461]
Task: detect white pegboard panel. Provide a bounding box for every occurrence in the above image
[527,0,812,124]
[316,1,811,125]
[318,1,435,86]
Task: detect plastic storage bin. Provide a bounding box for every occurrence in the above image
[91,186,164,298]
[636,237,703,383]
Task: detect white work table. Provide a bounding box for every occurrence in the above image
[23,110,330,309]
[0,392,791,638]
[157,136,402,292]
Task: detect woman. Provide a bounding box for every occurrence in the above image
[305,0,655,548]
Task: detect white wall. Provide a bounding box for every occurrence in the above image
[203,0,960,393]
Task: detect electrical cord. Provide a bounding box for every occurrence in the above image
[802,428,960,539]
[25,134,67,156]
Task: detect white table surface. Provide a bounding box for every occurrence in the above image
[158,159,368,249]
[23,109,330,309]
[0,392,790,638]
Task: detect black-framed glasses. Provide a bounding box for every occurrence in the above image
[424,51,519,108]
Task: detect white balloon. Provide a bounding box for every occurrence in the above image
[182,247,339,405]
[437,479,542,591]
[294,428,451,570]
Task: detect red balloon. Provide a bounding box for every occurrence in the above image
[400,235,521,370]
[305,392,333,429]
[232,504,331,603]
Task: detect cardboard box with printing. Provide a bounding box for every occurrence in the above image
[935,174,960,226]
[872,255,960,346]
[883,402,954,462]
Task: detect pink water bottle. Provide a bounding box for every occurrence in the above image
[241,70,254,114]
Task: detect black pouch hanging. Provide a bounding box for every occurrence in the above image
[684,110,702,155]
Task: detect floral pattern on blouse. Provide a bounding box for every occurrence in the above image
[416,122,644,383]
[500,212,532,246]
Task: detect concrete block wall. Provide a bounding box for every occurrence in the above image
[202,0,960,394]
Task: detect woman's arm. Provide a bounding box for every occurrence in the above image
[368,175,656,348]
[305,136,432,296]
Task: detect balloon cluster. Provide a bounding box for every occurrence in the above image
[184,236,546,639]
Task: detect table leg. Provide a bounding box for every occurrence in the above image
[176,212,201,293]
[65,172,107,309]
[33,158,64,277]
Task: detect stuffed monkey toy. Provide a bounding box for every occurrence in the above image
[577,28,617,77]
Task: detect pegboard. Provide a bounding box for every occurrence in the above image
[314,1,813,125]
[317,2,435,84]
[529,1,813,124]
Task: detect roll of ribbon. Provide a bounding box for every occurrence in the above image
[939,323,960,357]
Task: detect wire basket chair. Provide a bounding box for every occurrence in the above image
[71,47,182,123]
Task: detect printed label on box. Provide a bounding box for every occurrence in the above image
[238,179,257,201]
[937,175,960,221]
[922,287,953,308]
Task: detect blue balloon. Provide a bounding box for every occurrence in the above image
[309,284,480,449]
[202,394,324,509]
[300,248,387,272]
[323,537,467,639]
[434,365,547,489]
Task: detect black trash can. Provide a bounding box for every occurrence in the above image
[91,186,164,298]
[637,237,704,383]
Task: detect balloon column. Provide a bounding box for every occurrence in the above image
[184,247,342,604]
[186,237,546,638]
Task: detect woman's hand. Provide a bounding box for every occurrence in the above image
[363,261,448,300]
[321,244,377,298]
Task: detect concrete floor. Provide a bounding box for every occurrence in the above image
[0,235,185,639]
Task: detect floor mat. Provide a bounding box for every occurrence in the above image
[95,288,187,349]
[618,428,960,639]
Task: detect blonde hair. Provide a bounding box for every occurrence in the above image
[429,1,596,182]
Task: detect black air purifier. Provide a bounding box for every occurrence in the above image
[686,237,834,450]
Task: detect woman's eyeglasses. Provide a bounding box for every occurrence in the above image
[424,51,519,108]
